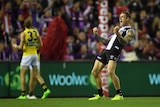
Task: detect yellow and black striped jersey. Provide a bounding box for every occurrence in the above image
[22,27,40,56]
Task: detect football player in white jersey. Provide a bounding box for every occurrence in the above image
[88,11,135,101]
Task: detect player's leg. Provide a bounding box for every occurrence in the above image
[88,59,105,100]
[28,52,40,99]
[108,60,119,90]
[32,66,51,99]
[32,55,51,99]
[27,66,37,99]
[17,66,28,99]
[107,60,123,100]
[92,60,104,90]
[18,56,33,99]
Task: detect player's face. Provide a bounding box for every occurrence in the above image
[119,13,129,26]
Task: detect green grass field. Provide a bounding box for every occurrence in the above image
[0,97,160,107]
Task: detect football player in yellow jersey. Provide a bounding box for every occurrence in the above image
[12,16,51,99]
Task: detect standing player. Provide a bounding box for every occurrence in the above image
[13,16,51,99]
[88,11,135,100]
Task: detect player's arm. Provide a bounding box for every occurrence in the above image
[38,36,43,48]
[114,26,135,45]
[93,27,111,45]
[13,32,25,49]
[118,29,135,45]
[36,30,43,49]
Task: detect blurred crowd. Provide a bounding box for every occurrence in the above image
[0,0,160,61]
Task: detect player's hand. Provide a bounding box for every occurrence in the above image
[11,38,17,48]
[12,43,17,48]
[113,26,120,34]
[92,27,98,35]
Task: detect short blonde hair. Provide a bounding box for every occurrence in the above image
[23,16,32,28]
[121,11,131,19]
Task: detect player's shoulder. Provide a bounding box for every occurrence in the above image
[127,27,136,34]
[120,26,132,30]
[121,26,135,32]
[24,27,31,32]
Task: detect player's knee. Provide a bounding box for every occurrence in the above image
[108,71,115,78]
[91,71,99,78]
[108,67,115,77]
[30,74,35,80]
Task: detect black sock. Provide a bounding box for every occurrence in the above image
[29,92,33,96]
[98,88,103,97]
[41,83,47,91]
[21,91,26,96]
[116,89,123,96]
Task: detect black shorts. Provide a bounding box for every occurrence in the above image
[96,49,120,65]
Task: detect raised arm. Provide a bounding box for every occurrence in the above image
[92,27,111,45]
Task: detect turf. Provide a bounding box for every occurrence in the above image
[0,97,160,107]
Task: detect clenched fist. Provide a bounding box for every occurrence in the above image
[92,27,98,35]
[113,26,120,34]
